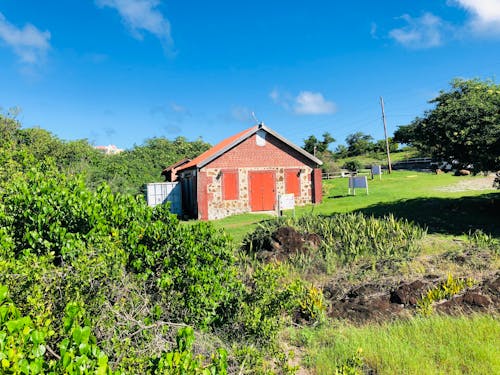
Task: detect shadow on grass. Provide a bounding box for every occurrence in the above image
[351,192,500,236]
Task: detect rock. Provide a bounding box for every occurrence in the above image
[462,292,491,307]
[390,280,430,306]
[482,275,500,297]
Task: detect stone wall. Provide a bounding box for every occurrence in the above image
[200,166,313,220]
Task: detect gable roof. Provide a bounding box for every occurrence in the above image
[177,123,322,171]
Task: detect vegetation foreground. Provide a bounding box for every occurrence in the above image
[1,83,499,374]
[1,157,498,373]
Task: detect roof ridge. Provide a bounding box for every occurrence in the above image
[176,124,322,171]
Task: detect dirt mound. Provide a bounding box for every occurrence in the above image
[390,279,432,306]
[329,283,405,323]
[256,226,321,261]
[436,274,500,315]
[326,273,499,323]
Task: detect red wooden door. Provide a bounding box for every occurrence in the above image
[249,171,275,211]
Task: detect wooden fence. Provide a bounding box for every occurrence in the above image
[322,170,371,180]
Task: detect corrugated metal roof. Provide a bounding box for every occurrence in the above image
[177,124,322,171]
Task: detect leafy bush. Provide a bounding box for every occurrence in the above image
[150,327,227,374]
[342,159,363,172]
[232,264,325,346]
[128,216,242,328]
[0,285,115,374]
[0,162,242,330]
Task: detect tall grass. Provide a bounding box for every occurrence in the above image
[294,314,500,374]
[242,213,426,266]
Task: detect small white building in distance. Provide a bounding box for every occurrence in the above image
[94,144,124,155]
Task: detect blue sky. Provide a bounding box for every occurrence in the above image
[1,1,499,150]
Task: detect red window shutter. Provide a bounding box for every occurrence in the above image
[223,171,238,200]
[285,170,300,197]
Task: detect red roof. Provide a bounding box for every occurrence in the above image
[161,158,191,175]
[176,124,322,172]
[178,125,257,170]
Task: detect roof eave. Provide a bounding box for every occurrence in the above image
[197,127,258,168]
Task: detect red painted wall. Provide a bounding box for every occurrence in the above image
[285,169,301,197]
[197,171,211,220]
[312,168,323,203]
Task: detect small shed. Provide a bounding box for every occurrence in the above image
[161,158,191,182]
[176,123,323,220]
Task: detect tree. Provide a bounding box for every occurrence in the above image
[0,112,21,148]
[345,132,374,156]
[394,78,500,171]
[334,144,348,159]
[373,137,398,153]
[303,132,336,154]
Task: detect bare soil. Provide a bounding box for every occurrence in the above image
[435,175,495,192]
[258,226,499,324]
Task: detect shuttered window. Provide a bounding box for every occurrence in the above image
[223,171,239,200]
[285,169,300,197]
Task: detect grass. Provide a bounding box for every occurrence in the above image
[212,171,499,243]
[333,148,421,168]
[292,314,500,375]
[210,170,499,374]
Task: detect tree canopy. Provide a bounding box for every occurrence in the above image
[0,111,211,194]
[394,78,500,171]
[345,132,374,157]
[303,132,335,154]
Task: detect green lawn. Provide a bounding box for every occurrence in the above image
[292,314,500,375]
[212,171,499,243]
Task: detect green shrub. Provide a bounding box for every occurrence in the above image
[0,163,242,330]
[287,280,326,323]
[342,160,363,171]
[128,219,243,328]
[0,285,116,374]
[151,327,227,374]
[233,264,326,346]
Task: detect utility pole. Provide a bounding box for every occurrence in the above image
[380,96,392,174]
[313,145,317,157]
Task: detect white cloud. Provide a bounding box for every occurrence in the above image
[0,12,51,64]
[452,0,500,33]
[269,88,280,103]
[389,13,446,49]
[270,88,336,115]
[269,88,292,110]
[294,91,336,115]
[96,0,172,46]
